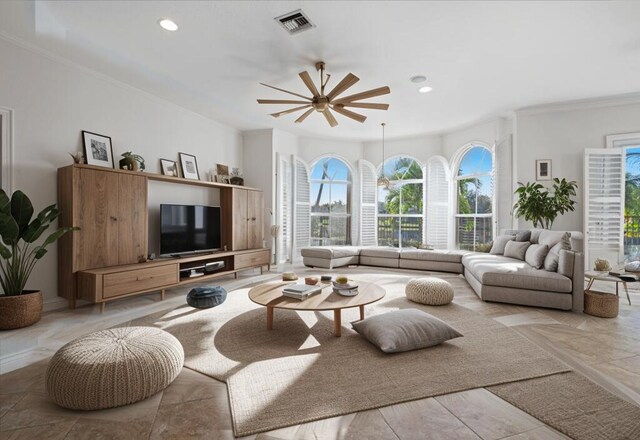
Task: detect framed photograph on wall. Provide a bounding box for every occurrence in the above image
[160,159,179,177]
[179,153,200,180]
[82,131,114,168]
[536,159,552,181]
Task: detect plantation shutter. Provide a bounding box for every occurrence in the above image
[584,148,625,267]
[277,154,291,263]
[292,157,310,262]
[426,156,451,249]
[359,159,378,246]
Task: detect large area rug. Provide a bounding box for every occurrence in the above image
[131,269,594,437]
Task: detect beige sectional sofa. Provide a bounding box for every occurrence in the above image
[301,229,584,312]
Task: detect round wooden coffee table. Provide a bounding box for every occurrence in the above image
[248,280,386,337]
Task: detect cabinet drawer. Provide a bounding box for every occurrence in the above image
[235,250,270,270]
[103,264,178,299]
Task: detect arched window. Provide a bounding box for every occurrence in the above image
[310,157,352,246]
[454,145,494,251]
[378,156,424,248]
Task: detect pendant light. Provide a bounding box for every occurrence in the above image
[377,122,391,188]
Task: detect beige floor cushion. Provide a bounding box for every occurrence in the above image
[46,327,184,410]
[405,277,455,305]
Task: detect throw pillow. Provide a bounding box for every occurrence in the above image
[352,309,462,354]
[489,235,515,255]
[525,244,549,269]
[544,232,572,272]
[557,249,575,278]
[515,230,532,242]
[504,240,531,261]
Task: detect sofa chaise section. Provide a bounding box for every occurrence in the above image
[300,246,360,269]
[399,249,466,273]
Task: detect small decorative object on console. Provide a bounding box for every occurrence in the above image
[335,275,349,285]
[179,152,200,180]
[320,275,332,283]
[119,151,145,171]
[594,258,612,271]
[82,130,114,168]
[282,272,298,281]
[230,167,244,186]
[69,151,84,164]
[160,159,179,177]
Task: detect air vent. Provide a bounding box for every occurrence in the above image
[274,9,315,35]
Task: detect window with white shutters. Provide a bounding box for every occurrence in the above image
[584,148,625,266]
[292,157,310,261]
[277,156,291,263]
[359,159,377,246]
[426,156,451,249]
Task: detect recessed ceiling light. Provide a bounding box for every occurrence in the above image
[419,86,433,93]
[410,75,427,83]
[158,19,178,32]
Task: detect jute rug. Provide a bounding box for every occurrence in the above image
[132,269,586,437]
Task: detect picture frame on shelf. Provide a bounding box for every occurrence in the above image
[216,163,229,176]
[179,153,200,180]
[82,131,114,168]
[216,174,230,184]
[160,159,179,177]
[536,159,552,181]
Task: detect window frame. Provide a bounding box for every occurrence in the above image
[376,155,425,249]
[309,155,353,246]
[452,143,496,251]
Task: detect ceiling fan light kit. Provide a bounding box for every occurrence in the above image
[257,61,390,127]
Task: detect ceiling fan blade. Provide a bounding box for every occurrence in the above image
[337,102,389,110]
[295,108,315,124]
[333,86,391,104]
[299,71,319,97]
[270,105,312,118]
[331,105,367,123]
[257,99,311,105]
[322,109,338,127]
[260,83,312,101]
[326,73,360,101]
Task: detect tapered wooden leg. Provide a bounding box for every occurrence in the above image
[100,302,105,313]
[623,282,631,305]
[267,306,274,330]
[359,305,365,320]
[260,266,263,274]
[334,309,342,337]
[160,289,165,301]
[585,278,594,291]
[234,272,238,279]
[268,264,271,272]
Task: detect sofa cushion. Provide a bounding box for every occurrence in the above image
[504,241,531,261]
[300,246,360,259]
[515,230,532,242]
[360,247,401,259]
[400,249,466,263]
[352,309,462,353]
[557,249,575,278]
[462,253,572,293]
[490,235,515,255]
[544,233,571,272]
[525,244,549,269]
[539,231,570,249]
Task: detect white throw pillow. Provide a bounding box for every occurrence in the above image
[525,244,549,269]
[504,240,531,261]
[490,235,515,255]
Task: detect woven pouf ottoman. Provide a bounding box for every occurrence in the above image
[46,327,184,410]
[186,286,227,309]
[405,278,454,305]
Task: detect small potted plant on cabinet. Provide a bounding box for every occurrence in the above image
[0,190,77,330]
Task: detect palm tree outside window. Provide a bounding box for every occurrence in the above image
[310,157,352,246]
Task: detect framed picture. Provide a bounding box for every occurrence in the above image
[82,131,114,168]
[179,153,200,180]
[216,175,230,184]
[536,159,552,181]
[216,163,229,176]
[160,159,179,177]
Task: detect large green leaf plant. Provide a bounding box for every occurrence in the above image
[0,190,78,296]
[512,178,578,229]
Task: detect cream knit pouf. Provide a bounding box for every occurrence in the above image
[46,327,184,410]
[405,278,454,305]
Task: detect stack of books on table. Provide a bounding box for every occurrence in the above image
[609,270,640,282]
[282,284,323,301]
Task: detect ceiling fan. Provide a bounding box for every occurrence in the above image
[257,61,390,127]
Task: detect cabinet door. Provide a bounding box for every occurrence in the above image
[232,188,248,250]
[76,169,119,270]
[117,174,148,265]
[247,190,264,249]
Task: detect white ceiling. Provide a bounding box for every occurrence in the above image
[1,1,640,141]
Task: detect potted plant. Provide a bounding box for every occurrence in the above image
[0,190,77,330]
[512,177,578,229]
[119,152,145,171]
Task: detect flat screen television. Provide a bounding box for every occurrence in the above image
[160,204,221,256]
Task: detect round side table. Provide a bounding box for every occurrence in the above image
[584,271,632,315]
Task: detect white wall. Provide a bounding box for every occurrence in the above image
[516,101,640,231]
[0,38,243,310]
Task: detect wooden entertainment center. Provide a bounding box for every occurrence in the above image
[57,164,269,310]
